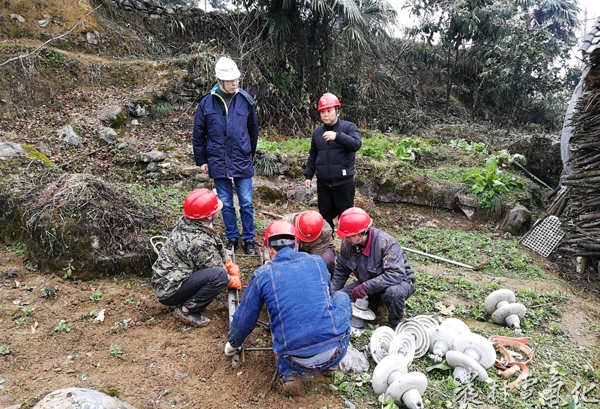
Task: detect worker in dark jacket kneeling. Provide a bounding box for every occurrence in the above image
[332,207,416,328]
[225,220,351,396]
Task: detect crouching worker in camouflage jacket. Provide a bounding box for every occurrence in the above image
[151,189,242,327]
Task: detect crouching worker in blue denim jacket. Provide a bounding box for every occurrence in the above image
[224,219,352,396]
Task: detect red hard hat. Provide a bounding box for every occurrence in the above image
[295,210,324,243]
[264,219,296,247]
[336,207,372,238]
[183,189,223,220]
[317,92,341,111]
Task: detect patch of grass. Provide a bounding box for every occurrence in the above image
[151,101,173,119]
[276,137,311,154]
[419,166,477,183]
[395,227,548,279]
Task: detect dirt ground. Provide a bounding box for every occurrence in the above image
[2,205,600,409]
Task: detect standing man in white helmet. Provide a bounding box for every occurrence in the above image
[193,56,259,256]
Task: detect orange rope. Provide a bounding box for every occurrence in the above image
[489,335,534,389]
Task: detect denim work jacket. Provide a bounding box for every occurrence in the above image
[228,247,351,357]
[332,228,416,293]
[193,84,259,179]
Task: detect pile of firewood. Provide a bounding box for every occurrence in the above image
[548,52,600,257]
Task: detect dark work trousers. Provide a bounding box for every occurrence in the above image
[160,267,228,314]
[317,180,355,230]
[339,280,416,328]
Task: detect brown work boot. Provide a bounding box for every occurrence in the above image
[279,378,304,397]
[174,307,210,327]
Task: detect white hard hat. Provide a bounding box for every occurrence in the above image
[215,57,241,80]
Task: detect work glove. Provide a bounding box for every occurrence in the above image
[351,283,368,300]
[224,342,239,356]
[225,259,242,290]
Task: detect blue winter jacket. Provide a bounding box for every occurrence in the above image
[332,228,416,293]
[228,247,352,357]
[193,85,259,179]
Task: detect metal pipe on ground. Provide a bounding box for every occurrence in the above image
[402,246,474,269]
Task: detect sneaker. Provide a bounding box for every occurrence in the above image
[244,240,256,255]
[226,238,239,254]
[174,307,211,327]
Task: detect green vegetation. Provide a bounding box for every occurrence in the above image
[463,158,525,208]
[41,287,57,298]
[90,290,103,302]
[336,273,589,409]
[151,101,174,119]
[110,344,123,357]
[0,345,10,355]
[125,298,141,308]
[8,241,27,257]
[395,226,547,279]
[54,320,72,333]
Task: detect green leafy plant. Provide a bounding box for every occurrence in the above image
[0,344,10,355]
[63,262,75,280]
[110,344,123,357]
[361,145,385,159]
[41,287,57,298]
[89,310,99,318]
[8,241,27,256]
[90,290,103,302]
[463,158,524,208]
[125,299,141,308]
[490,149,526,166]
[54,320,72,333]
[15,306,34,327]
[257,138,278,152]
[466,141,487,155]
[378,394,400,409]
[449,138,469,149]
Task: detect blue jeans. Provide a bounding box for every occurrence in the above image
[214,177,255,242]
[276,291,350,379]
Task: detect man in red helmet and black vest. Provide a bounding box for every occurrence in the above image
[303,93,362,230]
[224,219,351,397]
[151,189,242,327]
[282,210,335,274]
[332,207,416,327]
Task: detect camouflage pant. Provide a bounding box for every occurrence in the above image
[160,267,228,314]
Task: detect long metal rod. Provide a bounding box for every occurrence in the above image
[402,246,474,269]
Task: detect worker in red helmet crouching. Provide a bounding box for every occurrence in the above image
[225,219,351,397]
[333,207,416,328]
[282,209,335,275]
[151,189,241,328]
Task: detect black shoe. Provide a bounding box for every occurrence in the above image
[244,240,256,255]
[226,238,239,254]
[174,307,211,327]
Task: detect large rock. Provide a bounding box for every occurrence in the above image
[0,142,26,158]
[32,387,137,409]
[500,203,532,236]
[356,158,460,210]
